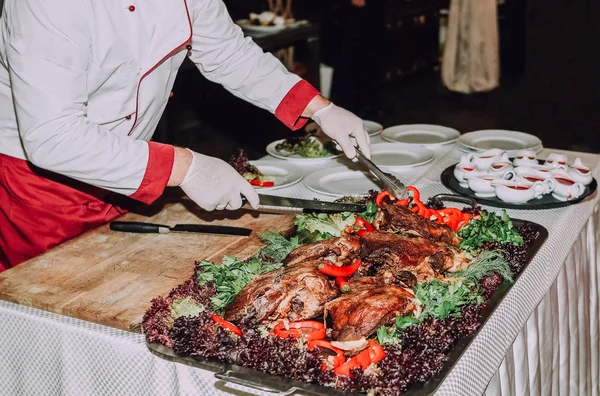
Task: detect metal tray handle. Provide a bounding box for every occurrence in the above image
[215,370,297,395]
[429,193,478,208]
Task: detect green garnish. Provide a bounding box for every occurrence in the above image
[196,230,300,312]
[294,212,356,242]
[171,297,205,319]
[377,324,401,346]
[197,256,282,311]
[359,201,378,223]
[275,134,338,158]
[377,277,486,345]
[256,230,300,263]
[458,210,523,251]
[450,250,514,283]
[415,279,482,321]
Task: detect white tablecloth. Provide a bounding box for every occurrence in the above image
[1,143,599,396]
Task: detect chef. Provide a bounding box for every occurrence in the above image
[0,0,371,271]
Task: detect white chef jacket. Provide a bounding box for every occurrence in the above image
[0,0,318,204]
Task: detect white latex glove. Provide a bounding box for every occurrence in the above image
[312,103,371,160]
[180,150,260,211]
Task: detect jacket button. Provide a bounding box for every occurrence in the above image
[169,92,174,98]
[125,115,132,120]
[186,44,192,51]
[128,5,135,12]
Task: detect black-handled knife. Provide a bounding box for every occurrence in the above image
[109,221,252,237]
[241,194,366,214]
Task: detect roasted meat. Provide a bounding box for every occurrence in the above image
[359,232,466,285]
[283,236,360,267]
[373,201,460,246]
[325,277,415,341]
[224,260,339,326]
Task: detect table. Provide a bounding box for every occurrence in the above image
[1,141,599,396]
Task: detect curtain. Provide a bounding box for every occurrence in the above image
[442,0,500,93]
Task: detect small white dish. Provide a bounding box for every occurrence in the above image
[545,153,568,168]
[514,166,547,183]
[370,143,434,169]
[266,138,342,163]
[568,158,593,186]
[381,124,460,147]
[472,149,504,171]
[363,120,384,137]
[550,170,586,201]
[454,155,480,188]
[492,179,546,203]
[465,169,516,197]
[248,160,304,191]
[490,153,512,169]
[531,165,561,179]
[513,150,538,167]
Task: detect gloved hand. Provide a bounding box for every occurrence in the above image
[180,149,260,211]
[312,103,371,160]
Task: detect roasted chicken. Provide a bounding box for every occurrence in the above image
[224,260,339,326]
[374,201,460,246]
[324,277,415,341]
[283,236,360,267]
[359,232,466,285]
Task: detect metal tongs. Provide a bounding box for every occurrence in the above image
[355,147,409,200]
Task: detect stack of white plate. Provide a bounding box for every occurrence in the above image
[456,130,543,157]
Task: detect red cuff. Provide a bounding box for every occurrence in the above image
[274,80,320,131]
[129,142,175,205]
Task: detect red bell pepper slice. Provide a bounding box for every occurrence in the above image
[273,320,326,341]
[333,356,360,376]
[335,277,351,293]
[319,258,362,278]
[248,179,274,187]
[334,348,371,375]
[308,340,346,371]
[354,217,375,232]
[333,341,386,376]
[367,341,386,364]
[356,229,369,237]
[375,191,395,207]
[406,186,421,203]
[396,198,409,207]
[415,201,429,217]
[211,314,242,336]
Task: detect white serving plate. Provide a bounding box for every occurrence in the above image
[304,167,386,197]
[455,140,543,157]
[370,143,434,169]
[458,130,543,153]
[266,139,342,163]
[249,160,304,191]
[363,120,384,137]
[381,124,460,147]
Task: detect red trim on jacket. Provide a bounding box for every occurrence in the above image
[129,142,175,204]
[128,0,193,136]
[275,80,320,131]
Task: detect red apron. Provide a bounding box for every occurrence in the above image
[0,153,126,272]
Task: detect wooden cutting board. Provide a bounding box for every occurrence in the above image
[0,197,295,332]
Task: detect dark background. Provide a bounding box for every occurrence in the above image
[158,0,600,160]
